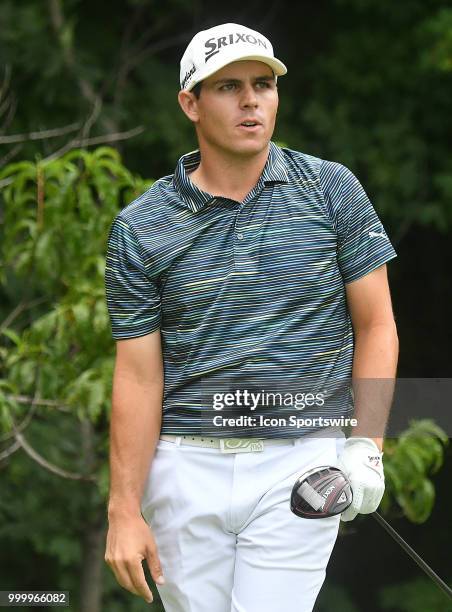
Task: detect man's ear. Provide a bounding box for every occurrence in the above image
[178,90,200,124]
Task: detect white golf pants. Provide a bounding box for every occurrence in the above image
[141,429,346,612]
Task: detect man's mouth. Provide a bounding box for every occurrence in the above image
[237,120,262,130]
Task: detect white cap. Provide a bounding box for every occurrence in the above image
[180,23,287,91]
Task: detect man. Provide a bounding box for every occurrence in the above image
[104,23,398,611]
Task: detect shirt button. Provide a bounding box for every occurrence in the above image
[236,233,244,240]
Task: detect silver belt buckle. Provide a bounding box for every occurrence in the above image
[220,438,264,453]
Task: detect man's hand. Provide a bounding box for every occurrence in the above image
[336,437,385,522]
[105,512,165,603]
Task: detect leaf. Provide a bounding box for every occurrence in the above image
[408,419,449,446]
[0,160,35,180]
[383,462,403,494]
[91,146,121,162]
[87,380,106,422]
[383,419,447,522]
[92,300,109,334]
[72,301,91,330]
[1,328,22,346]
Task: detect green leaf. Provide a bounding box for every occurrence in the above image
[1,328,22,346]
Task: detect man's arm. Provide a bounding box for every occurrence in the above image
[345,263,399,451]
[105,329,165,604]
[108,330,164,516]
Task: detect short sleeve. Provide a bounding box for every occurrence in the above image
[104,215,161,339]
[320,160,397,284]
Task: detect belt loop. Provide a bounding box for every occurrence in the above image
[175,436,182,446]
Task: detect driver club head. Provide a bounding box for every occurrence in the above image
[290,465,353,519]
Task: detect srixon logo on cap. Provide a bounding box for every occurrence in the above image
[204,32,268,62]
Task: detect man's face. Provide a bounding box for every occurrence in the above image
[183,60,279,157]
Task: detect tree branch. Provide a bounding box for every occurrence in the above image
[0,122,82,144]
[0,439,21,461]
[0,395,38,443]
[0,63,15,135]
[12,428,97,481]
[42,125,145,162]
[0,64,12,101]
[0,297,49,333]
[0,143,22,167]
[1,389,96,481]
[125,31,192,74]
[0,125,144,188]
[48,0,115,134]
[0,90,17,135]
[111,10,174,115]
[80,96,102,143]
[4,394,71,413]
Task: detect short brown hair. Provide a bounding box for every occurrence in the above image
[192,82,202,99]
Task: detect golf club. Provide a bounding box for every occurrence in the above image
[290,465,452,600]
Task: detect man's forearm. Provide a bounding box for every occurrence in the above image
[107,373,163,519]
[350,322,399,451]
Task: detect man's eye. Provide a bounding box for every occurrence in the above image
[220,83,236,91]
[256,81,270,88]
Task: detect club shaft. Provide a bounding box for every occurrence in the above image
[372,512,452,599]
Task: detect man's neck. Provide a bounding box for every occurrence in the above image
[188,141,270,203]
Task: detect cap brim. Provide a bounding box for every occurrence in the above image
[184,54,287,91]
[228,54,287,76]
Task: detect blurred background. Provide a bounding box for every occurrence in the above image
[0,1,451,610]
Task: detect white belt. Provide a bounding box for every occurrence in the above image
[159,434,297,453]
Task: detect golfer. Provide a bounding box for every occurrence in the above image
[104,23,399,611]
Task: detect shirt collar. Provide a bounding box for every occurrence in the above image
[172,141,289,212]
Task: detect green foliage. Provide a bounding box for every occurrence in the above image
[316,582,359,612]
[284,0,452,235]
[0,147,151,292]
[381,420,449,523]
[379,577,452,611]
[0,146,158,608]
[0,146,154,489]
[419,7,452,72]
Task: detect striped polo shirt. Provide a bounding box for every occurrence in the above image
[105,141,397,438]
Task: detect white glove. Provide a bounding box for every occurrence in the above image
[336,437,385,522]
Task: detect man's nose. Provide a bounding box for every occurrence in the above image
[240,83,258,107]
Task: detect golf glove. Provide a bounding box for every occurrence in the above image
[336,437,385,522]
